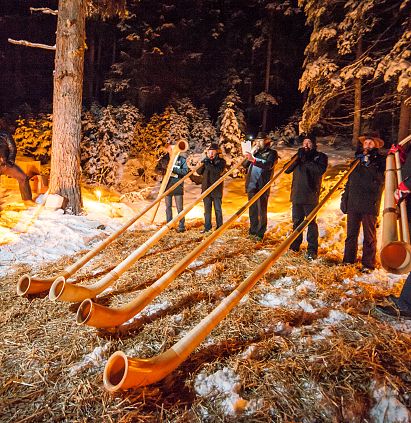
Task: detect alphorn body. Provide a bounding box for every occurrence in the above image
[103,159,360,392]
[380,134,411,274]
[77,156,297,328]
[48,159,244,303]
[17,161,202,296]
[150,140,189,223]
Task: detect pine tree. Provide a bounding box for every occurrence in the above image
[174,98,217,152]
[217,88,247,134]
[219,101,243,171]
[299,0,410,143]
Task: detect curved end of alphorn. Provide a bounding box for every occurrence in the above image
[103,349,180,391]
[76,299,125,328]
[17,274,55,296]
[176,140,189,153]
[380,241,411,274]
[49,276,94,302]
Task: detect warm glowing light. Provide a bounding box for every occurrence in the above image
[95,190,102,202]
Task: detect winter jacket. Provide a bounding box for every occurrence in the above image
[197,155,226,198]
[286,148,328,205]
[244,146,278,193]
[155,153,189,196]
[341,149,385,215]
[0,130,17,166]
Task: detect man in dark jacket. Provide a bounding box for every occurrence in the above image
[376,143,411,319]
[197,143,226,233]
[0,120,33,204]
[286,135,328,259]
[244,132,278,240]
[155,142,189,232]
[341,135,385,271]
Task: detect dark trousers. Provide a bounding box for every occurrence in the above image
[0,163,32,201]
[399,272,411,310]
[165,194,185,229]
[248,190,269,238]
[203,195,222,231]
[289,203,318,254]
[343,212,377,269]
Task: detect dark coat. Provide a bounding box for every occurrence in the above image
[197,155,226,198]
[244,146,278,193]
[285,148,328,205]
[341,149,385,215]
[155,153,189,196]
[0,130,17,166]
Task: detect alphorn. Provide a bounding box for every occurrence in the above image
[77,156,297,328]
[103,159,360,392]
[48,159,244,303]
[380,134,411,274]
[150,140,189,223]
[17,162,203,296]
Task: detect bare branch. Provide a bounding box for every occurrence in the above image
[30,7,58,15]
[8,38,56,51]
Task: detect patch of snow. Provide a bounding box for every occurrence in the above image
[320,309,351,325]
[123,300,170,325]
[195,265,213,276]
[68,343,111,376]
[298,299,316,313]
[194,367,258,416]
[369,380,411,423]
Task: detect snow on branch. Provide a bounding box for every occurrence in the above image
[30,7,58,15]
[8,38,56,51]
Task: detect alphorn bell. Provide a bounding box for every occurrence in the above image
[380,134,411,274]
[150,140,189,223]
[103,159,359,392]
[17,161,202,296]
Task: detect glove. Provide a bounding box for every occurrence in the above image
[394,181,411,204]
[394,189,409,204]
[388,144,406,164]
[202,157,211,164]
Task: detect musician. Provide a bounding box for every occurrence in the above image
[197,143,226,233]
[285,134,328,260]
[376,143,411,319]
[243,132,278,241]
[155,141,189,233]
[341,134,385,272]
[0,119,34,205]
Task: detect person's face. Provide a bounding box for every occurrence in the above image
[362,139,375,152]
[254,138,265,149]
[207,148,217,159]
[166,144,173,154]
[303,139,313,150]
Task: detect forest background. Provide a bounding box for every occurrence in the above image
[0,0,410,199]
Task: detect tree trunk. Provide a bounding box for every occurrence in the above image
[94,28,103,100]
[49,0,85,214]
[262,24,272,132]
[398,91,411,142]
[108,34,117,104]
[352,36,362,148]
[85,22,96,106]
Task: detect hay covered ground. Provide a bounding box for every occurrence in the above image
[1,145,411,422]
